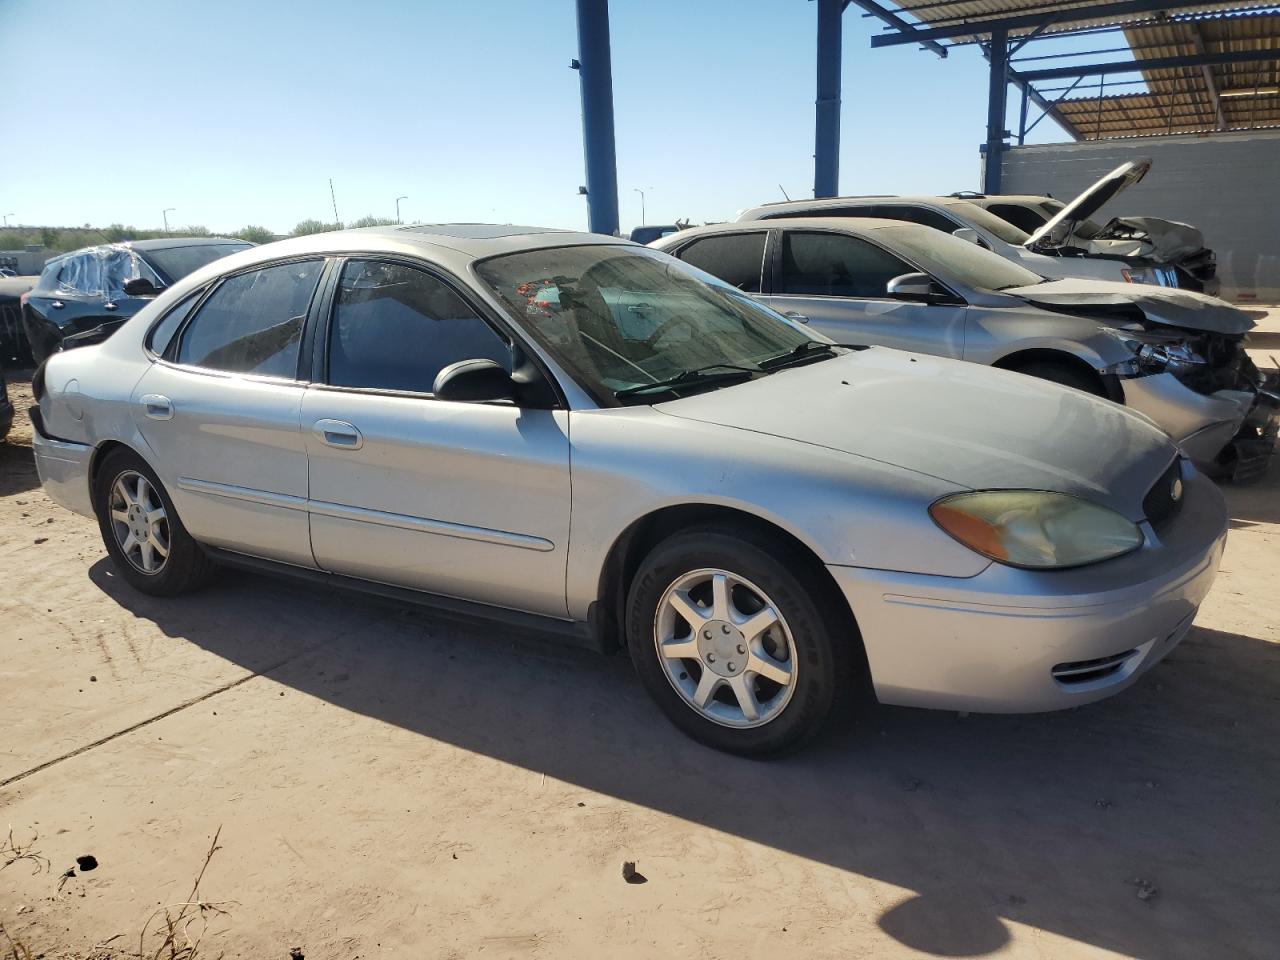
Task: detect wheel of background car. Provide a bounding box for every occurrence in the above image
[1012,359,1106,398]
[93,447,218,596]
[626,525,852,756]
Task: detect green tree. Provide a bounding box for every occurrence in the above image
[233,225,275,244]
[347,215,398,228]
[292,219,341,236]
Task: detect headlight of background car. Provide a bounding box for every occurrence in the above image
[929,490,1143,569]
[1104,330,1208,379]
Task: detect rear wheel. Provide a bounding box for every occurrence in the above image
[626,527,853,756]
[1012,359,1106,397]
[93,448,217,596]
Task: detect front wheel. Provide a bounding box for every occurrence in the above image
[626,527,853,756]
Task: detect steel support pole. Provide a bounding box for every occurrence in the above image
[983,27,1009,195]
[814,0,843,198]
[574,0,619,236]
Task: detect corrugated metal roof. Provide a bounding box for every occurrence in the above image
[885,0,1275,43]
[1053,11,1280,138]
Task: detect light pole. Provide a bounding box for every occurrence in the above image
[396,196,408,224]
[2,213,13,228]
[162,208,175,233]
[633,187,651,226]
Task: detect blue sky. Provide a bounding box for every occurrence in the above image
[0,0,1087,234]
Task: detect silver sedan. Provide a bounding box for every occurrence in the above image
[31,224,1226,755]
[654,218,1278,480]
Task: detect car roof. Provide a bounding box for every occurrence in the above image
[738,196,986,219]
[129,237,252,251]
[655,217,922,243]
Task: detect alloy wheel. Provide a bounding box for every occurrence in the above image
[653,568,798,728]
[108,470,170,575]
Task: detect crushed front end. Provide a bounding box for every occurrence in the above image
[1116,329,1279,481]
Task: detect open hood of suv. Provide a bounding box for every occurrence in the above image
[1002,278,1254,335]
[1025,159,1151,252]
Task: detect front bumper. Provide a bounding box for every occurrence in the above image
[1120,372,1277,471]
[829,465,1227,713]
[30,409,95,519]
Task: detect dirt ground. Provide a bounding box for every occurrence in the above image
[1,326,1278,959]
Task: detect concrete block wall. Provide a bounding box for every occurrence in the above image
[1001,130,1280,303]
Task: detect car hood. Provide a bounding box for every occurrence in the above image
[1101,216,1205,260]
[1026,159,1151,251]
[657,348,1174,517]
[1002,278,1254,335]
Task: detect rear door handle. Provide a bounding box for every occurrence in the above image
[141,394,173,420]
[51,300,65,309]
[314,419,363,450]
[104,302,118,311]
[784,311,810,324]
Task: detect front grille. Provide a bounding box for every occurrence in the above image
[1052,649,1139,685]
[1142,459,1184,528]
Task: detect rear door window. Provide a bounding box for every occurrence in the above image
[326,260,510,394]
[778,231,915,299]
[871,205,963,234]
[676,233,767,292]
[177,260,324,377]
[987,203,1049,234]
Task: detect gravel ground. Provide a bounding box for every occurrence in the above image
[1,355,1278,960]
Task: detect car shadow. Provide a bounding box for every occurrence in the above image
[1224,464,1280,526]
[0,432,39,496]
[85,559,1280,959]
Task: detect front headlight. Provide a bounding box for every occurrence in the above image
[1103,329,1208,379]
[929,490,1143,569]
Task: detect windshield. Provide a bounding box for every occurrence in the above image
[143,242,253,283]
[880,225,1043,291]
[475,245,821,404]
[940,200,1031,245]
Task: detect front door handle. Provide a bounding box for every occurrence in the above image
[314,419,363,450]
[51,300,65,309]
[784,311,810,324]
[140,394,173,420]
[104,301,118,311]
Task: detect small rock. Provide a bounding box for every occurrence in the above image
[289,949,305,960]
[577,802,586,807]
[621,861,647,884]
[1133,878,1158,902]
[16,905,30,914]
[33,537,47,545]
[452,853,458,860]
[279,691,285,697]
[89,676,97,682]
[76,855,98,871]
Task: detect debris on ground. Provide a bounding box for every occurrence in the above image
[76,855,98,871]
[1,828,50,875]
[621,861,647,884]
[289,948,305,960]
[1132,878,1159,902]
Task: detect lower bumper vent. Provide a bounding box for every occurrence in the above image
[1051,649,1139,686]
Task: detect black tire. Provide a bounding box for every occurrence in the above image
[1014,359,1106,397]
[93,447,217,596]
[625,525,855,757]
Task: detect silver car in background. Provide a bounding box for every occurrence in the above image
[653,219,1279,479]
[31,225,1226,755]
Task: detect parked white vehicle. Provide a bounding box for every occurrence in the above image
[736,171,1181,287]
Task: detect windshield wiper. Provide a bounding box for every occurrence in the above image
[758,340,838,371]
[614,363,760,399]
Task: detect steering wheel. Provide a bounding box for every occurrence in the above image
[644,313,698,349]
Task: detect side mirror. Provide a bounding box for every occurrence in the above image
[123,277,164,297]
[433,358,517,403]
[886,272,949,303]
[952,227,982,246]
